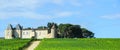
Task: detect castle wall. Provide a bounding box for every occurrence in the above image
[5,24,57,39]
[16,30,21,38]
[50,28,55,38]
[5,30,13,39]
[13,30,21,38]
[22,30,34,39]
[35,30,48,39]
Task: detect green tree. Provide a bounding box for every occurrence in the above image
[81,28,94,38]
[58,24,73,38]
[68,25,83,38]
[47,22,58,33]
[58,23,94,38]
[38,26,47,29]
[47,22,53,29]
[58,24,83,38]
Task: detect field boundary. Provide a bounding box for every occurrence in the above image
[26,41,40,50]
[19,39,33,50]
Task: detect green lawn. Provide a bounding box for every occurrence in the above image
[0,39,30,50]
[35,38,120,50]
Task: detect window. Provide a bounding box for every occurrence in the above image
[39,32,41,36]
[23,32,25,35]
[26,32,28,35]
[26,32,30,36]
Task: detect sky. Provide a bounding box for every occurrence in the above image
[0,0,120,38]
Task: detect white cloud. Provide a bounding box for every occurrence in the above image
[0,0,64,19]
[69,0,82,7]
[0,0,66,10]
[0,0,83,19]
[51,10,80,18]
[101,13,120,19]
[0,0,38,9]
[0,11,51,19]
[0,11,79,19]
[69,0,95,7]
[56,11,73,17]
[52,0,64,5]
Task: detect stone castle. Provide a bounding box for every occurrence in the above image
[5,24,57,39]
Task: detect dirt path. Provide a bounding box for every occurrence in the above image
[26,41,40,50]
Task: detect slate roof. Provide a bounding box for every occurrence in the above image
[15,24,22,30]
[7,24,13,30]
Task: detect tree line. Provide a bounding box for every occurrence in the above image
[47,22,95,38]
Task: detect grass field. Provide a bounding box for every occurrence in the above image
[35,38,120,50]
[0,39,30,50]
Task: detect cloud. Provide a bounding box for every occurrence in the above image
[0,11,51,19]
[0,11,79,19]
[69,0,82,7]
[101,13,120,19]
[52,0,64,5]
[0,0,66,10]
[0,0,38,10]
[56,11,73,17]
[0,0,84,19]
[70,0,95,7]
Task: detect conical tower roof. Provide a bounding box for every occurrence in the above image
[15,24,22,30]
[51,24,55,29]
[7,24,13,30]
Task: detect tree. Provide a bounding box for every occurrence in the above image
[47,22,52,29]
[58,23,95,38]
[47,22,58,33]
[68,25,83,38]
[38,26,47,29]
[47,22,58,29]
[81,28,94,38]
[58,24,73,38]
[58,24,83,38]
[47,22,53,33]
[47,22,95,38]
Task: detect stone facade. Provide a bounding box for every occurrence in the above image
[5,24,56,39]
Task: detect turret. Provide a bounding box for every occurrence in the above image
[5,24,13,39]
[15,24,22,38]
[50,25,56,38]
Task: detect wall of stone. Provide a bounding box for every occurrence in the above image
[5,30,13,39]
[22,30,34,39]
[35,30,48,39]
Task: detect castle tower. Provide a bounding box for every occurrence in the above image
[15,24,22,38]
[5,24,13,39]
[50,25,56,38]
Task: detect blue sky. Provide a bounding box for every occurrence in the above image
[0,0,120,38]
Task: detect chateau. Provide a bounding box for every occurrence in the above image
[5,24,57,39]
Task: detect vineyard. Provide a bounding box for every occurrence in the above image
[35,38,120,50]
[0,39,30,50]
[0,38,120,50]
